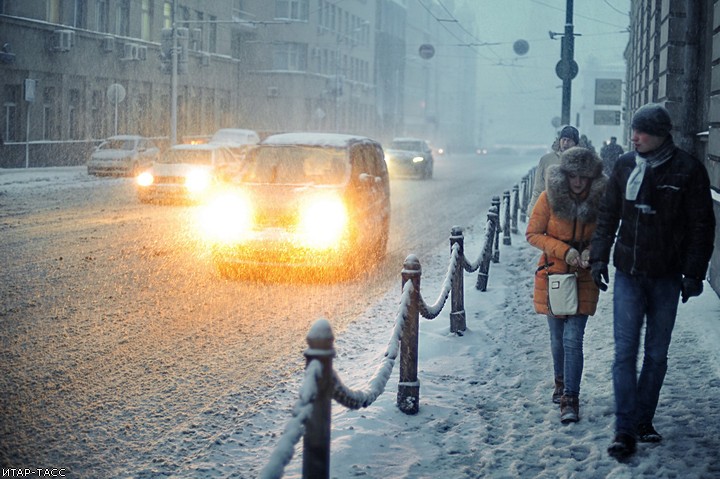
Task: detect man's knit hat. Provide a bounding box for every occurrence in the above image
[558,125,579,144]
[631,103,672,137]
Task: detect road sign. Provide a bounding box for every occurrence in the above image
[594,110,621,126]
[595,79,622,105]
[555,60,578,81]
[513,39,529,56]
[107,83,126,105]
[24,79,36,102]
[419,44,435,60]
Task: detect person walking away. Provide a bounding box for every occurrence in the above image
[527,125,579,214]
[600,136,624,176]
[589,103,716,461]
[579,134,596,153]
[526,147,607,424]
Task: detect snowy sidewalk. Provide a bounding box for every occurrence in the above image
[280,220,720,478]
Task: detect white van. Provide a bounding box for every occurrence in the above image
[209,128,260,159]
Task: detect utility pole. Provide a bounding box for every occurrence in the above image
[171,0,178,146]
[551,0,578,126]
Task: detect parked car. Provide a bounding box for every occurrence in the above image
[198,132,391,279]
[384,137,434,179]
[209,128,260,160]
[135,143,241,203]
[87,135,159,177]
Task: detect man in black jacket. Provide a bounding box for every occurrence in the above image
[590,103,716,461]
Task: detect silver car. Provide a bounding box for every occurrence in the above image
[87,135,159,177]
[136,143,240,204]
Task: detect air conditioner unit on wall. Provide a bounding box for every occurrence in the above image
[52,29,74,52]
[101,36,114,53]
[267,87,279,97]
[136,45,147,61]
[122,42,138,61]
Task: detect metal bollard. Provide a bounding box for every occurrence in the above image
[302,319,336,479]
[450,226,466,334]
[398,254,421,415]
[511,184,519,234]
[492,196,501,263]
[476,206,497,291]
[502,190,512,246]
[520,175,529,223]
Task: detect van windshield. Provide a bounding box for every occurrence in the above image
[101,139,137,151]
[159,149,213,165]
[242,146,349,185]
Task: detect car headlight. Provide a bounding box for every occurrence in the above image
[136,171,154,186]
[185,169,212,193]
[197,191,253,243]
[297,195,348,249]
[412,156,424,163]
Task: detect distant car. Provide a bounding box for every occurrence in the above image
[135,143,241,203]
[199,132,391,279]
[385,137,434,179]
[209,128,260,160]
[87,135,159,177]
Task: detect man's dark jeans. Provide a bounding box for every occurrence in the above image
[612,269,681,436]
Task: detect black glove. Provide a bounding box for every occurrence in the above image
[591,262,609,291]
[681,277,703,303]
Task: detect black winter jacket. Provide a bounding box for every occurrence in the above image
[590,147,715,279]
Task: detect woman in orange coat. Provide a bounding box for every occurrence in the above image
[526,146,607,424]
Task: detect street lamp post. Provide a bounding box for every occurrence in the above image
[171,0,178,145]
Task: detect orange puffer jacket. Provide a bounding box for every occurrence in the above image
[526,162,606,316]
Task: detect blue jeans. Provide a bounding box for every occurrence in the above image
[547,314,588,397]
[612,269,681,436]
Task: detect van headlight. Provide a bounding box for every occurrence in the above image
[197,191,253,243]
[136,171,154,186]
[185,169,212,193]
[297,195,348,249]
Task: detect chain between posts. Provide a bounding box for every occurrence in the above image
[258,173,534,478]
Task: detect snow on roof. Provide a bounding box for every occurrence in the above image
[170,143,226,151]
[262,132,377,148]
[107,134,143,140]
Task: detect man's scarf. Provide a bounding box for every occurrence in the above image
[626,137,676,201]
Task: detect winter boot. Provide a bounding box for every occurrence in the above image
[637,423,662,443]
[559,395,579,423]
[552,378,564,404]
[608,433,636,461]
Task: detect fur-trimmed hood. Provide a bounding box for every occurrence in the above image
[546,148,607,223]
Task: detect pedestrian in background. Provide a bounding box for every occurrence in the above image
[600,136,624,176]
[579,134,596,153]
[589,103,716,461]
[527,125,579,214]
[526,146,607,424]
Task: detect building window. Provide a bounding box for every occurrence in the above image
[43,87,56,140]
[209,15,217,53]
[96,0,109,33]
[47,0,61,23]
[69,89,80,139]
[116,0,130,36]
[141,0,153,41]
[163,1,172,29]
[91,90,103,139]
[275,0,308,21]
[3,84,20,142]
[73,0,87,28]
[273,42,307,71]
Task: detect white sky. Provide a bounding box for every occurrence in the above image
[464,0,630,146]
